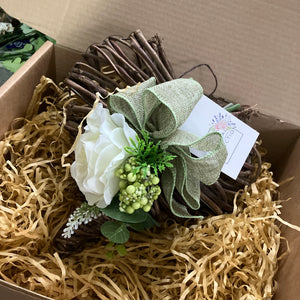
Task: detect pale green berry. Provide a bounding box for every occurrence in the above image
[132,202,140,210]
[129,157,136,165]
[115,168,123,177]
[126,206,134,214]
[143,205,151,212]
[127,173,137,182]
[146,166,151,176]
[119,180,127,189]
[152,176,160,185]
[140,197,148,206]
[125,163,132,172]
[126,185,135,194]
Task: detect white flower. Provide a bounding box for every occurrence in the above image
[71,103,137,208]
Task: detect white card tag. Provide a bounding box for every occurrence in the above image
[179,95,259,180]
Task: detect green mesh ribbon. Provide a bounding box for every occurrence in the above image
[110,77,227,218]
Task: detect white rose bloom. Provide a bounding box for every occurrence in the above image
[71,103,137,208]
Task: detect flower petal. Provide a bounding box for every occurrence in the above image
[71,103,138,208]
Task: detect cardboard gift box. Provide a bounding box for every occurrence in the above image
[0,41,55,139]
[0,1,299,299]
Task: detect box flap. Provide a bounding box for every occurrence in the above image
[247,112,300,176]
[0,280,51,300]
[0,41,55,138]
[2,1,300,127]
[274,136,300,300]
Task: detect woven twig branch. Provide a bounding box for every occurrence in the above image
[55,29,262,254]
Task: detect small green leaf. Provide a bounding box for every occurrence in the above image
[116,244,127,256]
[101,221,130,244]
[143,213,160,229]
[142,167,147,178]
[130,137,137,148]
[128,214,159,232]
[128,222,145,232]
[20,24,36,35]
[122,130,176,176]
[1,57,25,73]
[106,251,114,260]
[105,242,115,249]
[30,36,46,51]
[132,166,140,174]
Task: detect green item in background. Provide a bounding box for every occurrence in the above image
[0,66,13,85]
[0,7,55,86]
[2,57,25,73]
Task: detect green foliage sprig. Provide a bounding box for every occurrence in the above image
[100,197,159,244]
[124,130,176,178]
[62,132,168,248]
[105,242,127,259]
[62,197,159,245]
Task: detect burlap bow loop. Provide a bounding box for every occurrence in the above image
[110,77,227,218]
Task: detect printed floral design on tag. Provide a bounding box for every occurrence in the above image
[209,113,236,135]
[209,113,242,164]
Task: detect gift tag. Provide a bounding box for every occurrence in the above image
[180,95,259,180]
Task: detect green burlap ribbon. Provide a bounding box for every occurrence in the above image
[110,77,227,218]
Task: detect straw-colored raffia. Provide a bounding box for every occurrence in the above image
[0,77,292,299]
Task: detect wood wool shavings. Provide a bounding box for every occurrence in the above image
[0,77,290,299]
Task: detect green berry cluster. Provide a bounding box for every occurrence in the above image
[115,157,161,214]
